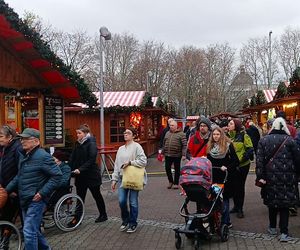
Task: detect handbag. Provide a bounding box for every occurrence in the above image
[255,136,289,188]
[122,165,145,191]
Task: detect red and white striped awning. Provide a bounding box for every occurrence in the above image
[263,89,276,103]
[186,116,200,121]
[72,91,146,108]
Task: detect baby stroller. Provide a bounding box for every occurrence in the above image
[174,157,229,250]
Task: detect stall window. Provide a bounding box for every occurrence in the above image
[110,117,125,143]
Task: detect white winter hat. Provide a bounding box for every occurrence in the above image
[271,117,290,135]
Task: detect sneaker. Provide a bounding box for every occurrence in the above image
[126,225,137,233]
[227,223,233,229]
[95,214,108,223]
[119,222,129,232]
[279,233,293,242]
[267,227,277,235]
[172,185,179,189]
[167,183,173,189]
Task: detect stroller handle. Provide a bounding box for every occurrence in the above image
[212,167,228,184]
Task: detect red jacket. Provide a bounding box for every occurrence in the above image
[188,131,209,157]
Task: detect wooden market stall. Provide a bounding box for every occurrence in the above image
[0,1,95,147]
[64,91,172,157]
[243,79,300,125]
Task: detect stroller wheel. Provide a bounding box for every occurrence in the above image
[220,224,229,242]
[175,233,182,249]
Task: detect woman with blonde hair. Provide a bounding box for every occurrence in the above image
[207,126,239,228]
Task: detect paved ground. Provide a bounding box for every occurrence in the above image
[44,157,300,249]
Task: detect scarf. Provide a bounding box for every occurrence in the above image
[78,133,91,145]
[209,142,230,159]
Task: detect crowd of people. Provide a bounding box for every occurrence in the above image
[0,110,299,248]
[160,111,300,242]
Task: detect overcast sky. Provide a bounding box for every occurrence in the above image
[7,0,300,50]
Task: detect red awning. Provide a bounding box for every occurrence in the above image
[0,14,80,100]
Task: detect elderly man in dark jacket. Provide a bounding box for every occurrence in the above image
[162,120,187,189]
[6,128,62,250]
[256,117,300,242]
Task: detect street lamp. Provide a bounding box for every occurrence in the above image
[146,70,153,92]
[268,30,272,89]
[99,27,111,150]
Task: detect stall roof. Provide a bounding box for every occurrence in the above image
[71,91,159,108]
[186,116,200,121]
[263,89,276,103]
[0,1,95,105]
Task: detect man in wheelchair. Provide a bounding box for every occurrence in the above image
[47,150,71,211]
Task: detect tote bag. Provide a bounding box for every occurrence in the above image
[122,165,145,191]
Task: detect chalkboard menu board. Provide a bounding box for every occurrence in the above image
[44,96,64,146]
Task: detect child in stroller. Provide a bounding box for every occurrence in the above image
[174,157,229,250]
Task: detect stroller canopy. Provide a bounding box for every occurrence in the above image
[179,157,212,190]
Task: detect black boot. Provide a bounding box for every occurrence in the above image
[95,214,108,223]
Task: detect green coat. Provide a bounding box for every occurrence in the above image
[228,131,254,167]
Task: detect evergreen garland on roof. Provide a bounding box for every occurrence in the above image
[0,0,97,107]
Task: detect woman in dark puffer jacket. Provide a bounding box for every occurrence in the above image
[256,117,300,242]
[69,124,107,224]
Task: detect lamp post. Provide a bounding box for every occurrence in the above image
[268,30,272,89]
[99,27,111,149]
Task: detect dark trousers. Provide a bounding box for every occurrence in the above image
[165,156,181,185]
[233,164,250,211]
[269,206,289,234]
[76,185,107,216]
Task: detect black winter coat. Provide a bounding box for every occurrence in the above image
[207,143,240,199]
[256,130,300,207]
[69,136,101,187]
[0,139,23,187]
[246,125,260,153]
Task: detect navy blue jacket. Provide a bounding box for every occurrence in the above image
[0,139,23,187]
[6,147,62,209]
[58,162,71,188]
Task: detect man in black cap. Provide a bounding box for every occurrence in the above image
[6,128,62,250]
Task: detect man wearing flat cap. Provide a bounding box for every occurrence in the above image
[6,128,62,250]
[188,117,212,158]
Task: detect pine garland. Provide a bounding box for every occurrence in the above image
[0,0,97,107]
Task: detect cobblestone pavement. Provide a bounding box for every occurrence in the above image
[45,158,300,249]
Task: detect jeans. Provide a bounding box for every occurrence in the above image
[222,198,230,225]
[268,206,289,234]
[22,200,50,250]
[165,156,181,185]
[118,186,139,226]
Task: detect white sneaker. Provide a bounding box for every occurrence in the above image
[119,222,129,232]
[126,225,137,233]
[279,233,293,242]
[267,227,277,235]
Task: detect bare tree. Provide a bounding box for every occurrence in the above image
[276,27,300,80]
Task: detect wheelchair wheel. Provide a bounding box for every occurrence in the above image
[0,221,22,250]
[54,193,85,232]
